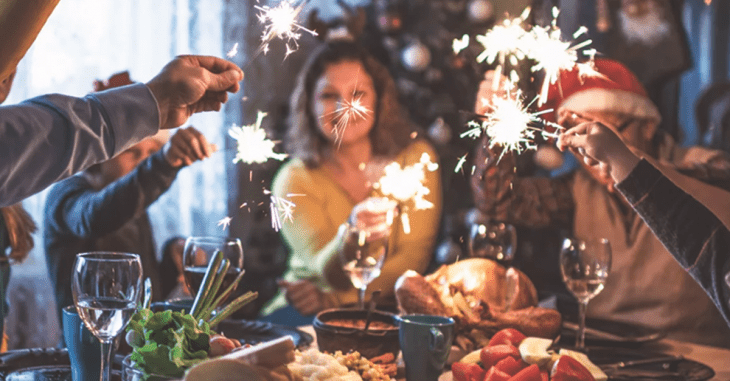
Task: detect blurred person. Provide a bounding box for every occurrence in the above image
[0,0,59,80]
[0,67,37,352]
[0,55,242,206]
[260,40,442,325]
[557,121,730,329]
[44,72,217,331]
[471,58,730,347]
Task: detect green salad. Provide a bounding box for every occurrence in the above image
[125,250,257,379]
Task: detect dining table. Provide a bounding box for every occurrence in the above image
[298,325,730,381]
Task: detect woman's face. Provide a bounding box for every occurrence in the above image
[312,60,377,145]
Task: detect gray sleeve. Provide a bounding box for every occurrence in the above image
[0,83,159,206]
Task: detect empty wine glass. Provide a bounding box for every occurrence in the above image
[182,237,243,304]
[339,197,395,309]
[72,252,143,381]
[560,237,612,350]
[468,220,517,267]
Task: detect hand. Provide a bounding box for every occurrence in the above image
[278,279,332,316]
[557,121,640,183]
[163,126,218,167]
[146,55,244,130]
[474,70,509,116]
[349,197,397,238]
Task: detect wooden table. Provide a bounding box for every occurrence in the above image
[300,326,730,380]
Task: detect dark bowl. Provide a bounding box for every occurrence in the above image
[313,308,400,360]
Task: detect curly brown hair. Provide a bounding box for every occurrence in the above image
[1,204,36,263]
[287,40,416,167]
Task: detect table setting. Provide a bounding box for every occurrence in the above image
[0,228,729,381]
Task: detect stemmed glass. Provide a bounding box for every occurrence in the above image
[72,252,143,381]
[182,237,244,305]
[560,237,612,350]
[339,197,395,309]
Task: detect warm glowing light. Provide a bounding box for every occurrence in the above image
[475,7,531,88]
[321,89,372,146]
[229,111,288,164]
[255,0,317,58]
[375,153,438,233]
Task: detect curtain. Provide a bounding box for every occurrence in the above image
[3,0,226,349]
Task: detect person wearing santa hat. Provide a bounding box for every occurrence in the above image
[471,58,730,347]
[43,72,216,334]
[556,119,730,330]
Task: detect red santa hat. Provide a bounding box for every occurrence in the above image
[540,58,661,126]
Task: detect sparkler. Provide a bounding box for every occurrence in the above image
[217,216,233,230]
[229,111,288,164]
[452,34,470,55]
[462,88,562,162]
[475,7,531,88]
[321,87,372,146]
[521,8,593,105]
[255,0,317,58]
[375,153,438,234]
[226,42,239,58]
[265,190,302,232]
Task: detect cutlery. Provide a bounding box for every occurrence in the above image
[562,321,664,342]
[599,354,684,370]
[363,290,381,331]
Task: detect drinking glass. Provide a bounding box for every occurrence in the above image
[72,252,143,381]
[468,220,517,266]
[182,237,243,304]
[559,237,612,350]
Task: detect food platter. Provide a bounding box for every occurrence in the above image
[587,347,715,381]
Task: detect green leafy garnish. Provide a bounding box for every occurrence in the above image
[127,309,213,379]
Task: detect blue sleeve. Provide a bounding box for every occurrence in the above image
[46,150,179,239]
[0,83,159,206]
[616,159,730,328]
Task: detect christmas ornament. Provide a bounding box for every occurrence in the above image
[468,0,493,23]
[428,117,453,145]
[401,40,432,72]
[618,0,670,46]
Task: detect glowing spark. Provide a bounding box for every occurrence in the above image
[376,153,438,234]
[255,0,317,58]
[452,34,470,54]
[521,8,593,105]
[226,42,239,58]
[475,7,531,89]
[239,202,248,209]
[322,90,372,145]
[265,192,303,232]
[455,154,468,173]
[470,89,563,161]
[229,111,288,164]
[217,216,233,230]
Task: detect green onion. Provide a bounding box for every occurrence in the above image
[190,250,224,319]
[208,291,258,327]
[198,259,230,322]
[198,269,246,322]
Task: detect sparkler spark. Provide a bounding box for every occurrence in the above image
[464,89,563,161]
[521,8,593,105]
[255,0,317,58]
[226,42,239,58]
[455,154,468,173]
[217,216,233,230]
[229,111,288,164]
[375,153,438,234]
[265,191,303,232]
[452,34,470,54]
[475,7,531,88]
[322,90,372,146]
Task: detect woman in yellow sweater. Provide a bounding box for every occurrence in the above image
[261,40,442,325]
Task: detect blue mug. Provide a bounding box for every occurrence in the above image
[395,314,455,381]
[62,305,101,381]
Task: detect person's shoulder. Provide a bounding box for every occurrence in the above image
[44,175,92,213]
[272,158,318,194]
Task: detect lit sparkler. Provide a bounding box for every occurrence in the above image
[255,0,317,58]
[375,153,438,234]
[521,8,593,105]
[475,7,531,88]
[229,111,288,164]
[265,191,303,232]
[462,88,562,161]
[322,89,372,146]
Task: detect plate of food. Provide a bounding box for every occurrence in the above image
[587,346,714,381]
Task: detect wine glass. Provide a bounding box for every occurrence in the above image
[468,220,517,266]
[339,198,395,309]
[182,236,243,304]
[72,252,143,381]
[560,237,612,350]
